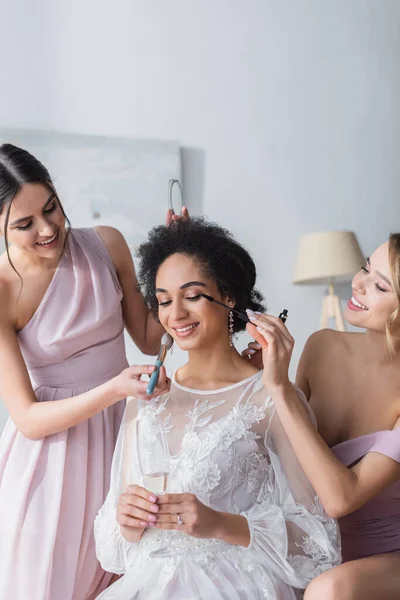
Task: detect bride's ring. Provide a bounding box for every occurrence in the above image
[177,514,183,526]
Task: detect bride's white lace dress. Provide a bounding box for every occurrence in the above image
[94,372,341,599]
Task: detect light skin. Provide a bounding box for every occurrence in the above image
[0,183,188,439]
[243,241,400,599]
[116,253,258,546]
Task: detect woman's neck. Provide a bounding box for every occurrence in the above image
[9,245,62,274]
[175,338,260,390]
[358,329,400,366]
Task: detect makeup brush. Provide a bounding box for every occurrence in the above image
[146,332,173,395]
[201,294,289,324]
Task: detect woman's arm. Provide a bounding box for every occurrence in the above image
[248,312,400,518]
[0,289,169,439]
[294,332,313,399]
[95,226,164,356]
[266,381,400,518]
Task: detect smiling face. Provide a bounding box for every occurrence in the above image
[345,242,399,333]
[155,253,233,351]
[0,182,66,261]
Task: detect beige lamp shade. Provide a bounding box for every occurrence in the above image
[293,231,364,285]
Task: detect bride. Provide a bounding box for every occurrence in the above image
[94,218,341,599]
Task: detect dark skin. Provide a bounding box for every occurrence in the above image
[116,253,258,549]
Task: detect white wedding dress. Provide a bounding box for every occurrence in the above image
[94,372,341,599]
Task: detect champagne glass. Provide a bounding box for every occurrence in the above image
[136,407,170,495]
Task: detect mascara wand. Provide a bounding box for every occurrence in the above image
[201,294,289,324]
[201,294,250,323]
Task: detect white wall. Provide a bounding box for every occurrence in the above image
[1,0,400,428]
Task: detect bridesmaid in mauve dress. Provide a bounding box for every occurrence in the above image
[0,144,174,599]
[332,431,400,562]
[245,234,400,600]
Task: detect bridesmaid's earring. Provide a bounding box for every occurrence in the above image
[169,342,174,355]
[229,311,234,347]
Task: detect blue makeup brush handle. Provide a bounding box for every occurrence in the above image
[146,359,163,395]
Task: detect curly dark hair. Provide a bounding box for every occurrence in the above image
[136,217,266,333]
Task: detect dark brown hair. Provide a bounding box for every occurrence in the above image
[0,143,69,281]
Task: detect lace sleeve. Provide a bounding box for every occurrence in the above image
[94,398,140,574]
[241,386,341,589]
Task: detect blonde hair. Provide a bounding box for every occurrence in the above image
[386,233,400,355]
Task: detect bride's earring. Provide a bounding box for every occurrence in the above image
[170,342,174,355]
[229,310,234,347]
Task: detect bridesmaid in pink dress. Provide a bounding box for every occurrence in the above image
[244,235,400,599]
[0,144,175,599]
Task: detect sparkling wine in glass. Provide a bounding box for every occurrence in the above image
[136,407,170,496]
[142,472,168,495]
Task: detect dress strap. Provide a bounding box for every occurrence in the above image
[369,428,400,463]
[72,228,121,291]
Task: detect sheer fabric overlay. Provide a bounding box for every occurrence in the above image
[95,372,341,600]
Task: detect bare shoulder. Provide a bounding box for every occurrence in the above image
[93,226,132,271]
[303,329,354,359]
[0,252,16,297]
[297,329,355,393]
[0,275,11,299]
[0,274,14,323]
[93,225,127,251]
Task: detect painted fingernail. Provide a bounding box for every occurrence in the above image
[148,514,157,522]
[254,343,262,349]
[140,521,147,527]
[247,349,255,355]
[150,504,159,512]
[149,495,157,502]
[255,311,263,315]
[256,326,263,333]
[246,309,255,316]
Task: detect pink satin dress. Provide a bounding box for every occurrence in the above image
[0,228,128,599]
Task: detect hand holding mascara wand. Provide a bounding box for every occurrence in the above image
[245,309,289,352]
[243,305,294,389]
[200,293,288,358]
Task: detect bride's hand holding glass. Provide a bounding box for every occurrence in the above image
[117,484,160,537]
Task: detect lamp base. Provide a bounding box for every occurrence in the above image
[320,284,346,331]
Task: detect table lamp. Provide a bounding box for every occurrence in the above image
[293,231,364,331]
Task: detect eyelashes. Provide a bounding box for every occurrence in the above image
[17,222,33,231]
[16,201,58,231]
[360,266,389,293]
[44,202,57,214]
[158,294,203,307]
